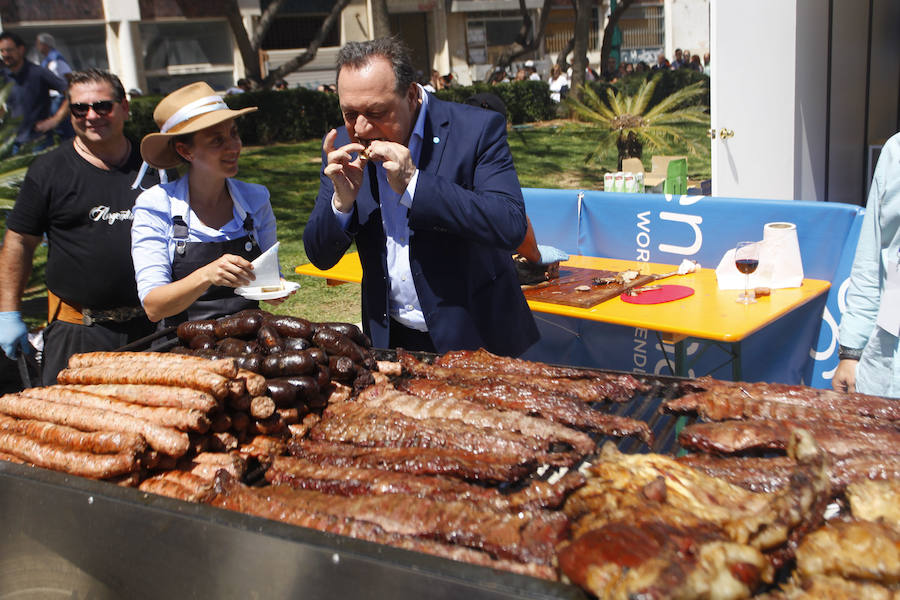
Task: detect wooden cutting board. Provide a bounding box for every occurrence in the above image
[522,267,658,308]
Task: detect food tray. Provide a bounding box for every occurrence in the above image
[521,267,658,308]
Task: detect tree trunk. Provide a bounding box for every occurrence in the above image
[554,0,578,70]
[220,0,351,90]
[371,0,391,38]
[220,0,262,85]
[252,0,287,49]
[616,131,642,170]
[263,0,351,89]
[569,0,591,101]
[556,36,576,70]
[490,0,554,78]
[600,0,637,73]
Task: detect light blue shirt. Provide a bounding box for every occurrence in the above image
[333,85,427,330]
[839,131,900,397]
[131,175,277,303]
[41,48,72,78]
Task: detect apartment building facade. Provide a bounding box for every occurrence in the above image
[0,0,709,92]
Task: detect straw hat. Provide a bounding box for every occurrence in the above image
[140,82,257,169]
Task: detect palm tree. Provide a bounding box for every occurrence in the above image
[564,74,709,170]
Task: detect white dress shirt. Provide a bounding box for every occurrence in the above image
[332,85,428,330]
[132,175,277,303]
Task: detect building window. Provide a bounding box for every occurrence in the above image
[618,1,664,64]
[139,20,234,94]
[467,13,532,65]
[261,15,339,50]
[544,7,601,55]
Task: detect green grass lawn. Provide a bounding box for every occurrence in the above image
[507,121,710,189]
[4,119,711,329]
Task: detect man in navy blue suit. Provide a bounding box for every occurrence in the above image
[303,37,538,356]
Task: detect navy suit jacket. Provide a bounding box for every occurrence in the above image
[303,93,539,357]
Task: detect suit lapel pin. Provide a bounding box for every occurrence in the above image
[432,136,440,144]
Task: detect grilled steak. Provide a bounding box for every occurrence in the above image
[399,350,642,403]
[288,439,535,483]
[399,378,652,442]
[679,419,900,457]
[677,377,900,422]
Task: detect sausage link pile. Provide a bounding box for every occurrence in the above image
[0,351,244,480]
[0,310,378,492]
[171,308,377,439]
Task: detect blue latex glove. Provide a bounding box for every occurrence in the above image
[537,244,569,265]
[0,311,31,359]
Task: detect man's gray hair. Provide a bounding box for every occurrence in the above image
[36,32,55,47]
[335,37,416,96]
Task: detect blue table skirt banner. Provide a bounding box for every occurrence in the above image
[520,189,864,388]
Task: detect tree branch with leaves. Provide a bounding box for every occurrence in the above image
[488,0,554,79]
[217,0,351,90]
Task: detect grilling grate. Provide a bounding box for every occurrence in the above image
[606,372,694,455]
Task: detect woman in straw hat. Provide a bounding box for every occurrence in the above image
[131,82,287,326]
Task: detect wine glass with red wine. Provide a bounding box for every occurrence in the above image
[735,241,760,304]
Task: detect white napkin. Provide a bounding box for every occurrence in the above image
[715,223,804,290]
[715,248,755,290]
[248,242,281,289]
[677,259,700,275]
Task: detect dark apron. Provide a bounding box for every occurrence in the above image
[162,213,261,329]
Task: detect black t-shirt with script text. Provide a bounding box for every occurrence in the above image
[7,139,159,309]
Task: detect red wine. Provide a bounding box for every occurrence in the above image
[735,259,759,274]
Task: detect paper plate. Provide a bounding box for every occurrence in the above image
[235,280,300,301]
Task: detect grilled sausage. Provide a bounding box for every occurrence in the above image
[262,351,317,378]
[317,322,372,348]
[213,313,263,339]
[63,384,218,412]
[0,413,146,455]
[257,323,284,355]
[282,337,312,352]
[250,396,276,420]
[265,379,297,407]
[265,315,313,340]
[20,387,211,433]
[176,319,217,342]
[328,355,358,384]
[238,369,267,397]
[216,337,260,357]
[189,334,217,351]
[0,430,138,479]
[235,353,264,373]
[314,365,331,388]
[68,352,238,379]
[56,365,229,401]
[0,393,189,457]
[306,347,328,366]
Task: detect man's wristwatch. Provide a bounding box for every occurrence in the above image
[838,345,863,361]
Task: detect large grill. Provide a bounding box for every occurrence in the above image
[0,347,694,599]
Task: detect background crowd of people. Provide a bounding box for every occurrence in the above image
[472,48,709,104]
[0,31,73,154]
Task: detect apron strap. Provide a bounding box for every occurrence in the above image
[230,191,259,249]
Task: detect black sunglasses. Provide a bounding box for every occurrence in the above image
[70,100,117,118]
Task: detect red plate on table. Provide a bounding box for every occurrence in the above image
[620,284,694,305]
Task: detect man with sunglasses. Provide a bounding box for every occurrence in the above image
[0,69,158,385]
